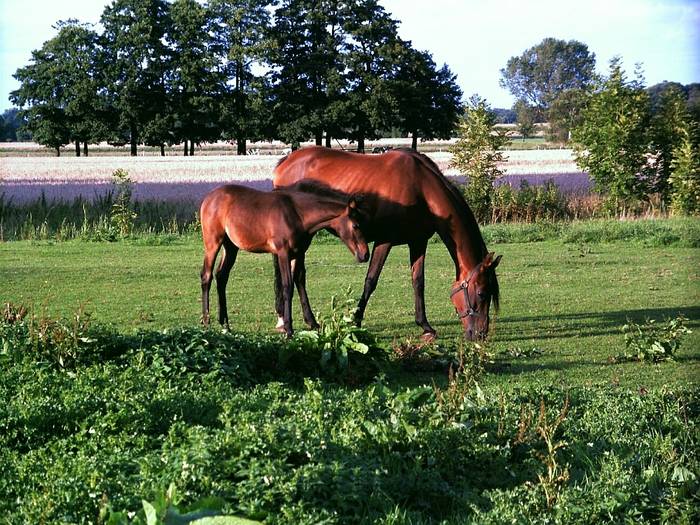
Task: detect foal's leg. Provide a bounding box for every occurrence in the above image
[409,238,436,341]
[293,253,319,329]
[276,252,294,337]
[201,233,223,326]
[273,254,285,331]
[215,236,239,328]
[354,242,392,327]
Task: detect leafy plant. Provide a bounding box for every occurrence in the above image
[291,287,383,374]
[534,396,570,509]
[104,483,262,524]
[620,315,692,362]
[111,168,137,237]
[433,342,491,423]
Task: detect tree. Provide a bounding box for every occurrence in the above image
[210,0,274,154]
[169,0,222,155]
[10,21,106,155]
[0,108,31,141]
[270,0,348,149]
[571,58,653,208]
[449,95,509,222]
[492,107,516,124]
[514,99,536,140]
[341,0,403,152]
[500,38,596,118]
[391,45,462,150]
[100,0,171,156]
[547,88,587,143]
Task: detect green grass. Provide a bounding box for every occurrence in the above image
[1,231,698,389]
[1,223,699,523]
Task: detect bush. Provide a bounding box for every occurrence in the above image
[490,180,569,222]
[669,125,700,215]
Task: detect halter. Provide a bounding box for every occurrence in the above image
[449,262,487,320]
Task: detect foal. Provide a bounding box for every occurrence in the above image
[200,184,369,336]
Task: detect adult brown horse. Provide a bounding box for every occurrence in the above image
[200,182,369,336]
[273,146,501,341]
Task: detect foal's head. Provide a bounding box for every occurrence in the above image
[450,252,501,341]
[330,197,370,263]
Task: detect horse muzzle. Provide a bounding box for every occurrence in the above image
[357,249,370,263]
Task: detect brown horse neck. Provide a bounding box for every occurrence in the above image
[290,194,346,234]
[428,183,486,281]
[448,227,486,282]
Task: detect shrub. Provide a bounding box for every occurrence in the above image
[669,125,700,215]
[110,169,137,237]
[449,95,509,222]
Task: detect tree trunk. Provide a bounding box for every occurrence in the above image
[56,146,61,157]
[189,141,194,156]
[83,142,88,156]
[160,144,165,156]
[183,140,188,156]
[411,132,418,151]
[357,133,365,154]
[237,138,246,155]
[325,134,331,148]
[130,126,138,156]
[75,141,81,157]
[315,130,322,146]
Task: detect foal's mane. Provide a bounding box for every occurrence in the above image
[277,179,352,204]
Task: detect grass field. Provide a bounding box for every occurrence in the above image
[1,223,699,523]
[1,231,698,388]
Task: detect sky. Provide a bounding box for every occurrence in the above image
[1,0,698,110]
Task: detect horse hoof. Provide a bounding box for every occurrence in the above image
[274,325,286,334]
[420,331,437,343]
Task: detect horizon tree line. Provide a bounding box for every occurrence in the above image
[10,0,463,156]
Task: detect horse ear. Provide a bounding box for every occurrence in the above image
[491,254,502,269]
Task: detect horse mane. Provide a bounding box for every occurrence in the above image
[395,149,499,310]
[277,178,352,204]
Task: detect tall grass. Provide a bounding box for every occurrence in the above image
[2,184,697,244]
[0,192,200,241]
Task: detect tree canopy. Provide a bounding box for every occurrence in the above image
[10,0,462,155]
[500,37,596,115]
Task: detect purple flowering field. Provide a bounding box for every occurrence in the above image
[0,149,590,204]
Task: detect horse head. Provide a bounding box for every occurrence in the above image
[331,196,370,263]
[450,252,501,341]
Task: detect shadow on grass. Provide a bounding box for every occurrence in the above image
[496,306,700,341]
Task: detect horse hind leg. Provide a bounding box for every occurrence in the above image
[273,254,285,331]
[201,233,223,326]
[277,252,294,337]
[216,236,238,328]
[293,254,319,329]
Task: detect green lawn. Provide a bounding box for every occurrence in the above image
[1,236,698,389]
[1,231,699,523]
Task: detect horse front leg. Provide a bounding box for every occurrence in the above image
[409,238,436,341]
[293,253,319,329]
[355,242,392,327]
[215,238,238,328]
[277,252,294,337]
